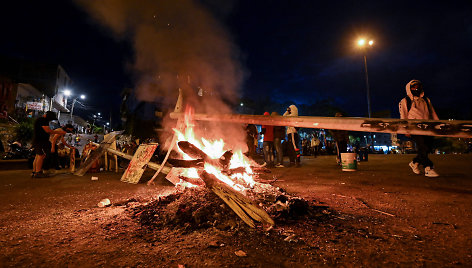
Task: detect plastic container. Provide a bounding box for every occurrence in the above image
[341,153,357,171]
[97,198,111,207]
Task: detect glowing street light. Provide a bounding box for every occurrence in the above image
[357,37,375,148]
[357,37,374,118]
[64,89,71,97]
[70,92,87,123]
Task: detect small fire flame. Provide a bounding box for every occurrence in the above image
[173,107,255,191]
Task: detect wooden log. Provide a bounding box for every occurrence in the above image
[177,141,233,169]
[178,175,205,187]
[170,112,472,138]
[177,141,209,160]
[200,171,274,228]
[167,158,204,168]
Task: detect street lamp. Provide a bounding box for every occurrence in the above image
[357,37,375,149]
[357,38,374,118]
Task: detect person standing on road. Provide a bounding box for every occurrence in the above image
[283,104,301,167]
[330,112,349,165]
[261,112,275,167]
[272,112,285,167]
[31,111,66,178]
[311,134,321,157]
[399,79,440,177]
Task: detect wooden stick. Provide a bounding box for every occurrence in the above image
[146,135,176,186]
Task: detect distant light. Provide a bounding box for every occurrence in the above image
[240,102,244,107]
[64,89,71,96]
[97,112,101,116]
[106,122,109,126]
[368,40,374,46]
[80,94,86,100]
[357,39,365,46]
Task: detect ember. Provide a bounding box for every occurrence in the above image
[130,186,332,231]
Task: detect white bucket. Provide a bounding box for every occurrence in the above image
[341,153,357,171]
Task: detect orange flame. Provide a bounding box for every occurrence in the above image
[173,106,255,191]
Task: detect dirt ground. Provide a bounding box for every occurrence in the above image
[1,154,471,267]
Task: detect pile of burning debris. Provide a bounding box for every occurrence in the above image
[129,182,332,231]
[125,107,332,231]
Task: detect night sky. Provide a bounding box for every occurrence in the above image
[1,0,471,120]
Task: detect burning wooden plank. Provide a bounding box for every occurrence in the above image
[200,171,274,228]
[177,141,233,169]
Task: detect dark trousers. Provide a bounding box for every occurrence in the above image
[287,132,300,164]
[263,141,274,166]
[336,140,348,161]
[274,138,283,165]
[411,135,434,168]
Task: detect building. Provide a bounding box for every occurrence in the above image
[0,56,71,116]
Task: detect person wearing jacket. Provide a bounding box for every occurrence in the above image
[271,112,286,167]
[399,79,439,177]
[261,112,274,167]
[283,104,301,167]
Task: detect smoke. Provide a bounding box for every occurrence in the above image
[76,0,248,150]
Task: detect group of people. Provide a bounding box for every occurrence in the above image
[246,79,441,177]
[31,111,75,178]
[247,104,301,168]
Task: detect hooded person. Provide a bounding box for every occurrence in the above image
[399,80,439,177]
[260,112,275,167]
[283,104,301,167]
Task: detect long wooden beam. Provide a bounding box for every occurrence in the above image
[170,112,472,138]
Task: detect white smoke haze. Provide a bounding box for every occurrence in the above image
[76,0,248,151]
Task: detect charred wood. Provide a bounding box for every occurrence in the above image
[168,158,204,168]
[200,171,274,228]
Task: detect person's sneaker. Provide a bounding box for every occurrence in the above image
[425,167,439,177]
[33,172,49,178]
[275,163,284,168]
[409,161,421,174]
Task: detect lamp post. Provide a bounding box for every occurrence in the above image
[70,94,86,122]
[357,38,374,118]
[357,38,375,149]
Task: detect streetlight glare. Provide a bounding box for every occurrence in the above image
[80,94,86,99]
[369,40,374,46]
[64,89,71,96]
[97,112,101,116]
[357,39,365,46]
